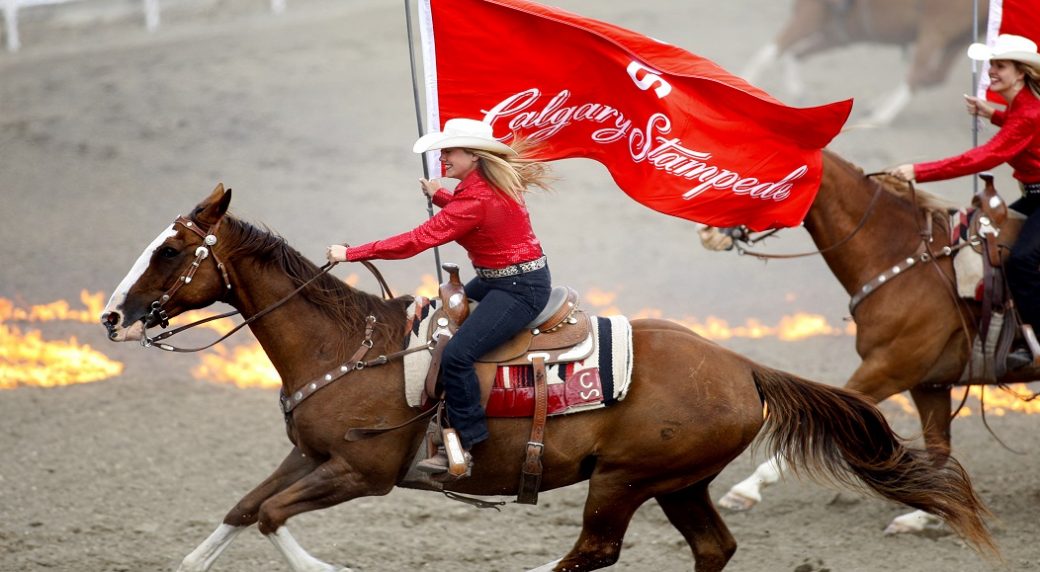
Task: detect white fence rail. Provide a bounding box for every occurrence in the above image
[1,0,286,52]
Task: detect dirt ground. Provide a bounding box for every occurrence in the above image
[2,1,1039,571]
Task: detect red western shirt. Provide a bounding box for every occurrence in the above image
[915,88,1040,185]
[345,170,544,269]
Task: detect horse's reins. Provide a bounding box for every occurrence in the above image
[136,212,440,435]
[730,173,981,419]
[889,179,1040,429]
[734,176,886,260]
[141,215,394,353]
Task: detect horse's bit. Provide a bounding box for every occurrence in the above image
[723,174,969,315]
[141,213,341,353]
[139,211,400,355]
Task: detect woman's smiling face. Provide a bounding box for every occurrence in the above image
[439,147,479,179]
[988,59,1026,98]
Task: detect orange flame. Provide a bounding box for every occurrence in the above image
[415,274,438,298]
[583,290,856,341]
[192,344,280,389]
[185,274,440,388]
[885,385,1040,417]
[0,293,124,389]
[0,290,106,324]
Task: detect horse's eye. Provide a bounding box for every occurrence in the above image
[158,246,179,259]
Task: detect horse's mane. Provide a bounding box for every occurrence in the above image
[828,151,960,217]
[875,173,961,213]
[219,214,409,343]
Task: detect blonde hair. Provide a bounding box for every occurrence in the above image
[468,135,555,203]
[1018,62,1040,98]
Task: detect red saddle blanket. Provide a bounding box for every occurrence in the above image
[486,315,632,417]
[402,299,633,415]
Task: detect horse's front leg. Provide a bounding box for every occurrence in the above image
[884,384,952,536]
[177,446,322,572]
[845,349,957,536]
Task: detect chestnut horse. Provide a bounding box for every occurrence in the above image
[714,150,1040,534]
[742,0,987,124]
[101,186,997,572]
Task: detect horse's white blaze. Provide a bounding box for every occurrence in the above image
[718,455,786,511]
[177,524,245,572]
[103,224,177,320]
[269,527,351,572]
[527,558,563,572]
[884,509,943,536]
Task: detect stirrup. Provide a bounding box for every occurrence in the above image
[416,447,472,478]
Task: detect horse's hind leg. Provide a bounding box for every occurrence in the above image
[530,473,649,572]
[657,478,736,572]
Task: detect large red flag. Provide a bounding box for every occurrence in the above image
[417,0,852,231]
[978,0,1040,102]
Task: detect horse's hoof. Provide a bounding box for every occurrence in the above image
[718,491,758,512]
[883,510,944,536]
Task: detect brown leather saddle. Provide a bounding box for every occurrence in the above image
[422,265,591,399]
[970,173,1014,267]
[960,174,1040,378]
[421,263,592,504]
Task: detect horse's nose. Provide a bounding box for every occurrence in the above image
[101,311,120,339]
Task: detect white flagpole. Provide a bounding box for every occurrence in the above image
[404,0,443,283]
[972,0,980,195]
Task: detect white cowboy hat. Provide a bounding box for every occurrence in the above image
[967,34,1040,70]
[412,118,517,156]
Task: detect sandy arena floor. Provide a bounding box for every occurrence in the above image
[2,1,1038,570]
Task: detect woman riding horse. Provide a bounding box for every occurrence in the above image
[889,34,1040,366]
[326,117,554,476]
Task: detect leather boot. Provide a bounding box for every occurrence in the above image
[1006,347,1034,370]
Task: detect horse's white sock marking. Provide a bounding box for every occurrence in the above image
[780,53,804,99]
[527,557,563,572]
[269,526,351,572]
[884,509,943,535]
[742,43,779,84]
[869,82,912,125]
[718,455,785,511]
[177,523,245,572]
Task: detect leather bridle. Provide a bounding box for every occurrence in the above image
[141,213,338,353]
[138,212,397,353]
[145,214,233,332]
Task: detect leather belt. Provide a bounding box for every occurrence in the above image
[474,255,547,279]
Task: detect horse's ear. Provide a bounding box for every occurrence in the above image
[195,183,232,226]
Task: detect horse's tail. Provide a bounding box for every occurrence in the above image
[751,366,999,558]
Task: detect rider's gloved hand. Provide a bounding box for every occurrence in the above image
[698,225,735,251]
[326,244,349,263]
[886,164,916,182]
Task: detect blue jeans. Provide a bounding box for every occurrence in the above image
[439,264,551,449]
[1007,195,1040,326]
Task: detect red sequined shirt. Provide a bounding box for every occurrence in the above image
[345,170,543,269]
[915,88,1040,184]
